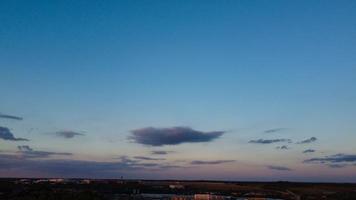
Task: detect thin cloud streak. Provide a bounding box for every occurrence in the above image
[264,128,287,133]
[276,145,289,150]
[249,139,291,144]
[0,113,23,120]
[55,131,85,139]
[304,154,356,164]
[0,153,184,178]
[267,165,292,171]
[190,160,235,165]
[17,145,72,159]
[133,156,165,161]
[327,164,348,168]
[303,149,316,153]
[297,137,317,144]
[151,150,175,155]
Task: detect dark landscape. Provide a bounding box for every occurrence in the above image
[1,178,356,200]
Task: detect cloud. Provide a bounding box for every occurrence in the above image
[151,150,174,155]
[264,128,286,133]
[18,145,33,151]
[296,137,317,144]
[190,160,235,165]
[156,165,183,170]
[304,154,356,164]
[17,145,72,159]
[129,127,224,146]
[133,156,165,161]
[115,156,185,171]
[0,154,134,177]
[327,164,348,168]
[267,165,292,171]
[116,156,138,164]
[0,113,23,120]
[249,138,291,144]
[303,149,316,153]
[0,127,29,141]
[0,153,183,178]
[55,131,85,139]
[276,145,289,150]
[118,156,184,167]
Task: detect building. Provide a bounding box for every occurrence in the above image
[169,184,185,189]
[194,194,225,200]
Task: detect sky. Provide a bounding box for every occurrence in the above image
[0,0,356,182]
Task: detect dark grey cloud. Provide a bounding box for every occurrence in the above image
[303,149,316,153]
[276,145,289,150]
[297,137,317,144]
[304,154,356,164]
[17,145,72,159]
[130,127,224,146]
[151,150,175,155]
[55,131,85,139]
[0,126,29,141]
[264,128,286,133]
[267,165,292,171]
[190,160,235,165]
[249,138,291,144]
[0,113,23,120]
[133,156,165,161]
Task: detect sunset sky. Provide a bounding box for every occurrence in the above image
[1,0,356,182]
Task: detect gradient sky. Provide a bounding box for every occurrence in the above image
[1,0,356,182]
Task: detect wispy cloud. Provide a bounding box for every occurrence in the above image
[17,145,72,159]
[0,113,23,120]
[327,164,348,168]
[276,145,289,150]
[303,154,356,168]
[0,126,29,141]
[151,150,175,155]
[249,138,291,144]
[267,165,292,171]
[303,149,316,153]
[55,131,85,139]
[133,156,165,161]
[0,153,183,178]
[129,127,224,146]
[296,137,317,144]
[304,154,356,164]
[190,160,235,165]
[18,145,33,151]
[264,128,286,134]
[116,156,183,169]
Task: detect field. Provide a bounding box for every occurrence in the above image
[0,179,355,200]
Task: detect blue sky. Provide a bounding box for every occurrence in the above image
[0,0,356,182]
